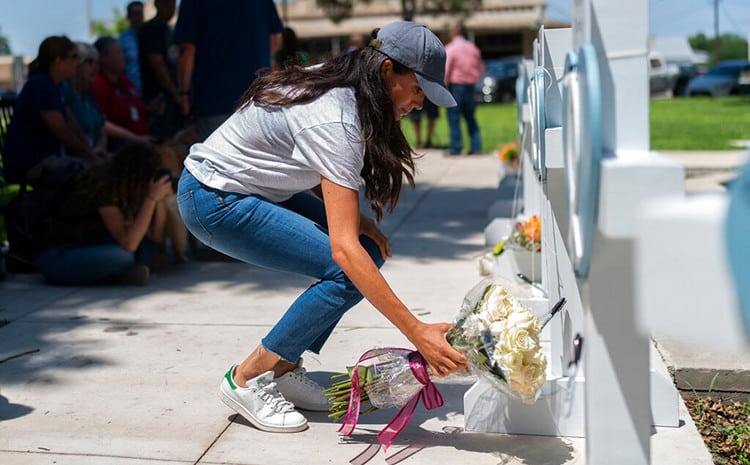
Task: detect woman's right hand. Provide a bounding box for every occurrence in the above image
[409,321,467,378]
[148,175,174,203]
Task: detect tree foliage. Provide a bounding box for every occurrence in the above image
[0,26,11,55]
[315,0,482,24]
[689,32,749,64]
[91,7,130,38]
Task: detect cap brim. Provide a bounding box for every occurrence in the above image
[416,74,456,108]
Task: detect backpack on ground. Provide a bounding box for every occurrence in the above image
[4,158,85,273]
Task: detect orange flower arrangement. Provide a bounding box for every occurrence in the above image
[510,215,541,252]
[497,142,520,163]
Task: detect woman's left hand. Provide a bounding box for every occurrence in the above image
[359,214,391,260]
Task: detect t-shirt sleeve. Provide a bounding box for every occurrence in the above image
[292,122,364,191]
[173,0,196,45]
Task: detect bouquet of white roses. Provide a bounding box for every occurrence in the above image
[446,278,551,403]
[326,279,564,447]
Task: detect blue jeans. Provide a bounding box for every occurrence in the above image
[447,83,481,154]
[37,239,157,286]
[176,169,385,362]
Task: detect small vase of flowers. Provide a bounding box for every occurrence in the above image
[497,141,521,174]
[508,215,542,281]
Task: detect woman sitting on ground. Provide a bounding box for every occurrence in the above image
[3,35,106,186]
[37,143,174,286]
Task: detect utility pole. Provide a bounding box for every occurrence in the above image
[402,0,415,21]
[713,0,720,63]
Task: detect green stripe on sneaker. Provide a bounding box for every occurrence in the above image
[225,366,238,389]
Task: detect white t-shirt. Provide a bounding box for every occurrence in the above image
[184,87,364,202]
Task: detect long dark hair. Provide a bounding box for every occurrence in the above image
[77,143,161,219]
[28,35,76,76]
[237,43,417,221]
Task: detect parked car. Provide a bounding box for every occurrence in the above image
[671,63,698,96]
[685,60,750,97]
[648,52,679,97]
[474,56,522,103]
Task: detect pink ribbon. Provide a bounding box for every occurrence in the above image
[339,348,444,452]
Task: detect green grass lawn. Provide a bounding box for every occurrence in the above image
[402,96,750,153]
[650,96,750,150]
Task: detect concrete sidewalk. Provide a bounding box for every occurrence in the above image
[0,150,715,464]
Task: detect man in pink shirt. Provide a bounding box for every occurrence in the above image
[444,23,484,155]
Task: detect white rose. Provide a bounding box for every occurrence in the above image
[502,326,539,352]
[496,349,524,373]
[507,357,547,403]
[505,308,540,334]
[483,286,510,321]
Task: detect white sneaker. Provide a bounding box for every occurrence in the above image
[275,361,331,412]
[219,366,307,433]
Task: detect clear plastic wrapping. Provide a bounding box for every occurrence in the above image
[363,350,424,408]
[325,279,551,422]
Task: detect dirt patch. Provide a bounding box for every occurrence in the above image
[684,394,750,465]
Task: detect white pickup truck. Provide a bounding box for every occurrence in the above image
[648,51,679,97]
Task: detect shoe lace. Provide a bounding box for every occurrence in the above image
[258,381,295,413]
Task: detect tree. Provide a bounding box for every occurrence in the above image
[91,7,129,38]
[0,26,11,55]
[315,0,482,24]
[689,32,749,64]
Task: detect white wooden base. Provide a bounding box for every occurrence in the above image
[463,368,679,437]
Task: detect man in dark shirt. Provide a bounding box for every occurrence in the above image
[138,0,181,140]
[174,0,283,140]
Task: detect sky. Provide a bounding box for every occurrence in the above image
[0,0,748,57]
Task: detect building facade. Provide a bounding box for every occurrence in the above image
[277,0,563,60]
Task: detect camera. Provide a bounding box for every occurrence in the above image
[154,168,178,192]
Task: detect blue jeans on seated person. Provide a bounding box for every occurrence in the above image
[37,238,157,286]
[176,169,385,363]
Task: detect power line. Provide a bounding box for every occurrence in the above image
[720,2,746,34]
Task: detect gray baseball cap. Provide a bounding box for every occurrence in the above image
[373,21,457,108]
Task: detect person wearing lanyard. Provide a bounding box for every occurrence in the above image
[90,36,154,151]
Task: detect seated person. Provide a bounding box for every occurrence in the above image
[36,143,174,286]
[61,41,109,158]
[3,35,105,186]
[92,36,196,264]
[90,36,153,150]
